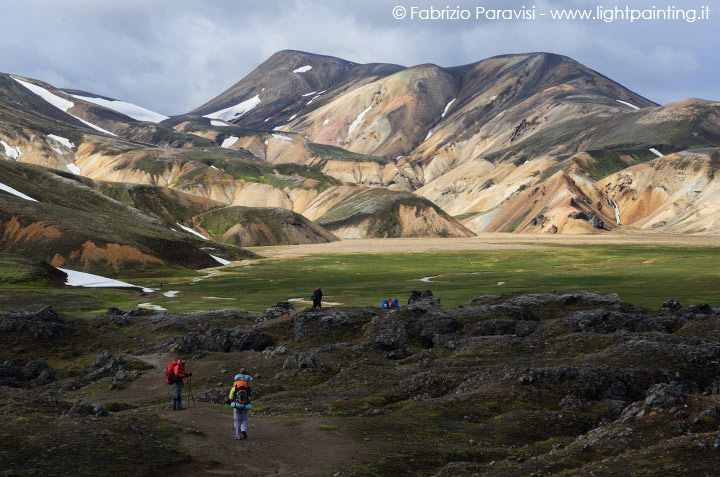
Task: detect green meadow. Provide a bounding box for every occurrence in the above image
[127,245,720,313]
[2,245,719,315]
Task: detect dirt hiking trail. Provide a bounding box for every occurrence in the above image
[94,353,373,476]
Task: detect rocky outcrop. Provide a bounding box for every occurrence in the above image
[169,328,272,353]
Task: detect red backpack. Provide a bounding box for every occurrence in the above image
[165,360,181,384]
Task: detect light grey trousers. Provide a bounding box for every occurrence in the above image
[234,408,248,436]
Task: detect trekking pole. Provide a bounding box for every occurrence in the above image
[188,376,196,406]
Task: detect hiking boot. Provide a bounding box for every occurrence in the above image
[176,404,185,411]
[236,435,243,440]
[242,431,247,439]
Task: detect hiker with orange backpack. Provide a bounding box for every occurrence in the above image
[227,373,252,440]
[165,357,192,411]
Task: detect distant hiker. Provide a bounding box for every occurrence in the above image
[311,287,323,309]
[228,373,253,440]
[165,357,192,411]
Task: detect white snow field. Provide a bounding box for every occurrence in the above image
[425,130,433,141]
[221,136,239,148]
[0,182,38,201]
[210,255,231,265]
[616,100,640,110]
[272,134,293,142]
[204,95,261,121]
[137,303,166,311]
[176,223,207,240]
[442,98,456,118]
[59,268,154,292]
[293,65,312,73]
[649,148,664,157]
[12,77,117,136]
[65,164,81,174]
[210,120,228,127]
[47,134,74,149]
[70,94,169,123]
[163,290,180,297]
[1,140,21,159]
[348,106,372,134]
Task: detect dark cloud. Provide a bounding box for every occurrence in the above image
[0,0,716,114]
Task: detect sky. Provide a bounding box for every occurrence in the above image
[1,0,717,115]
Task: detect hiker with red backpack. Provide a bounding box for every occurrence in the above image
[227,373,252,440]
[165,357,192,411]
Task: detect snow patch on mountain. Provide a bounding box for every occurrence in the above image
[47,134,74,149]
[322,119,329,126]
[210,120,228,127]
[616,100,640,110]
[649,148,664,157]
[425,130,433,141]
[205,95,261,121]
[1,140,21,159]
[12,78,116,136]
[12,77,73,110]
[272,134,294,142]
[59,268,153,292]
[210,255,231,265]
[176,223,207,240]
[221,136,239,148]
[70,94,169,122]
[66,164,81,175]
[0,182,37,201]
[293,65,312,73]
[348,106,372,135]
[302,91,317,97]
[442,98,456,118]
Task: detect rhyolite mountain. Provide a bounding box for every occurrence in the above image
[1,50,719,271]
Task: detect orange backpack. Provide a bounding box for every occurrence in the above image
[234,380,249,405]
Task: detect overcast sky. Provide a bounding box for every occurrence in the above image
[1,0,717,115]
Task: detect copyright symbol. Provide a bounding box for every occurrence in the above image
[392,6,406,19]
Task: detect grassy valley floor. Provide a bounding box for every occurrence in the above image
[1,235,719,315]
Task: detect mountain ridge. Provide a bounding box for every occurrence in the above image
[2,49,719,255]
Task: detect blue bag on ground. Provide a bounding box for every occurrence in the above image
[381,299,390,309]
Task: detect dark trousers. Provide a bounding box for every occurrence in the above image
[312,298,321,309]
[173,381,182,408]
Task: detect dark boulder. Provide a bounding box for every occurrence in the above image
[661,299,682,312]
[170,328,272,353]
[644,382,684,409]
[408,290,441,307]
[292,309,373,341]
[283,352,325,371]
[257,301,294,323]
[474,319,517,336]
[22,360,54,381]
